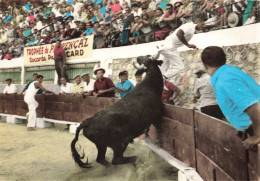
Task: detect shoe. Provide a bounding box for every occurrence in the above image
[27,127,36,131]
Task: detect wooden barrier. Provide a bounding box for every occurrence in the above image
[0,93,259,180]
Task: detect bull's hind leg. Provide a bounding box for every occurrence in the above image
[111,142,137,165]
[95,144,110,167]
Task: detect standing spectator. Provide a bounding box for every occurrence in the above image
[162,78,180,105]
[201,46,260,150]
[193,68,224,119]
[54,40,68,85]
[108,0,122,13]
[3,78,17,94]
[21,73,43,94]
[93,68,115,97]
[73,75,85,94]
[82,73,95,96]
[60,76,74,94]
[24,75,53,131]
[116,71,134,98]
[129,16,143,44]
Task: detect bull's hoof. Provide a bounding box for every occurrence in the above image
[96,159,110,167]
[112,156,137,165]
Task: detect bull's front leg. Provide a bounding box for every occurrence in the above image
[111,142,137,165]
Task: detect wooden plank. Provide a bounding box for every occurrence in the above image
[63,95,82,122]
[248,163,260,181]
[163,104,193,126]
[248,144,260,176]
[0,94,4,113]
[164,117,194,146]
[14,94,27,116]
[196,131,248,180]
[45,102,64,120]
[196,149,235,181]
[194,111,246,160]
[3,94,16,114]
[35,95,45,118]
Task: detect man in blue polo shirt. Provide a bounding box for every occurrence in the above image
[116,71,134,98]
[201,46,260,150]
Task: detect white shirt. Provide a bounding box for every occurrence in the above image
[194,74,218,109]
[164,22,197,50]
[24,81,39,101]
[83,79,95,92]
[132,8,142,17]
[3,84,17,94]
[60,82,74,93]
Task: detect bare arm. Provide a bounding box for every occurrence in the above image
[176,29,197,48]
[243,102,260,149]
[34,82,53,93]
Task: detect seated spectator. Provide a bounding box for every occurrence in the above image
[44,7,52,19]
[116,71,134,98]
[98,3,107,16]
[60,76,74,94]
[73,75,85,95]
[81,73,95,96]
[6,25,15,43]
[108,0,122,13]
[0,44,12,60]
[52,17,61,32]
[81,22,94,36]
[23,25,32,38]
[43,31,53,44]
[11,40,22,58]
[93,68,115,97]
[63,24,75,40]
[131,3,142,17]
[26,35,38,46]
[214,0,228,28]
[21,73,43,94]
[159,0,171,12]
[243,0,259,25]
[152,8,171,41]
[71,22,86,38]
[40,19,51,38]
[67,16,77,29]
[193,68,225,119]
[162,78,180,105]
[163,2,182,22]
[149,0,159,11]
[129,16,143,44]
[176,0,194,24]
[134,71,143,86]
[3,78,17,94]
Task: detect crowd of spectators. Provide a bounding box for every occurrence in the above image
[0,0,259,60]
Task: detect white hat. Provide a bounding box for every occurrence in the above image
[227,12,240,28]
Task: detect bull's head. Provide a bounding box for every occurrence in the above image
[133,52,163,70]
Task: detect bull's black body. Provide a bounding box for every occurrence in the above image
[71,55,163,168]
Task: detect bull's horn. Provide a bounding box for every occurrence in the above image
[133,62,146,70]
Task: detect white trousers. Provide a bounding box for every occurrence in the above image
[24,98,38,128]
[159,48,185,79]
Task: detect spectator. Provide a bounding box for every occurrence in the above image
[26,35,38,46]
[82,73,95,96]
[43,31,53,44]
[98,3,107,16]
[60,76,74,94]
[134,71,143,86]
[21,73,43,94]
[23,25,32,38]
[243,1,259,25]
[6,25,15,42]
[163,2,182,22]
[73,75,85,94]
[93,68,115,97]
[0,44,12,60]
[116,71,134,98]
[71,22,85,38]
[81,22,94,36]
[176,0,194,24]
[54,40,68,85]
[131,3,142,17]
[63,24,75,40]
[52,17,61,32]
[24,75,53,131]
[3,78,17,94]
[129,16,143,44]
[193,68,225,119]
[215,0,228,28]
[11,40,22,58]
[162,78,180,105]
[159,0,171,12]
[108,0,122,13]
[201,46,260,150]
[152,8,171,41]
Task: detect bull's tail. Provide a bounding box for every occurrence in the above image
[71,122,91,169]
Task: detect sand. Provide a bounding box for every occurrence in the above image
[0,122,177,181]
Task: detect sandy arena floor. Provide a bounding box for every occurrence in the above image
[0,122,177,181]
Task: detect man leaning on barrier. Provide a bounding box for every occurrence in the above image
[201,46,260,150]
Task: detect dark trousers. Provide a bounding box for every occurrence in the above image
[201,104,225,120]
[54,58,68,84]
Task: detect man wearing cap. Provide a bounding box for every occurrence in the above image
[93,68,115,97]
[73,75,84,94]
[54,40,68,85]
[60,76,74,94]
[193,68,224,120]
[24,75,54,131]
[3,78,17,94]
[82,73,95,96]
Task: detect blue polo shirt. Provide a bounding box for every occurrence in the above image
[116,80,134,98]
[85,28,94,35]
[210,64,260,131]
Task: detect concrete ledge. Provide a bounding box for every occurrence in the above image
[6,116,25,124]
[36,118,54,128]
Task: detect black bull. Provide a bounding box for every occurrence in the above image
[71,55,164,168]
